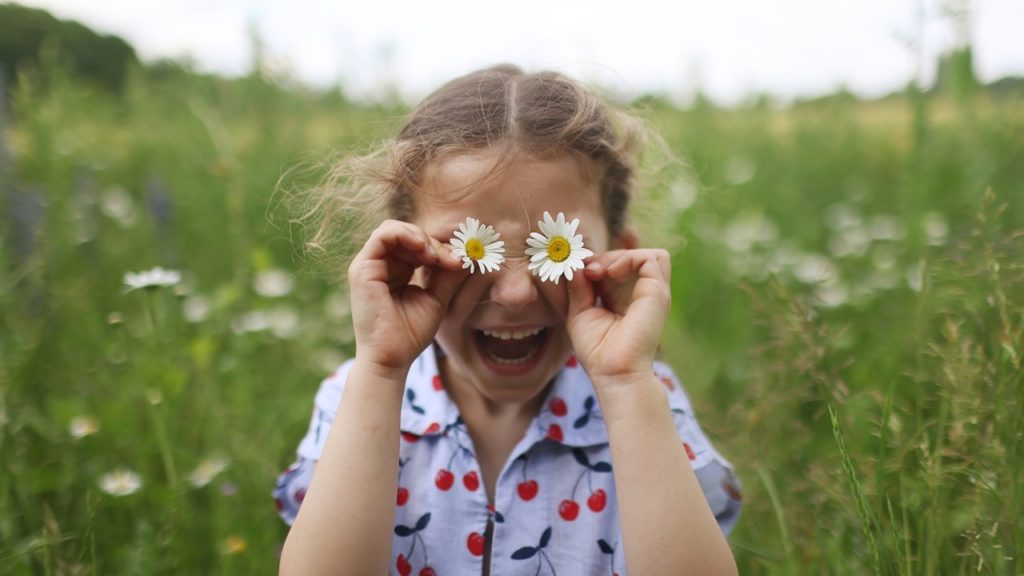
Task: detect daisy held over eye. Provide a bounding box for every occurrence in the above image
[277,65,741,576]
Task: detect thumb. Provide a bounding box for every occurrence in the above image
[427,267,468,312]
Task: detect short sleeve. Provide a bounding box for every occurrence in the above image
[654,361,743,535]
[272,360,354,525]
[296,360,355,460]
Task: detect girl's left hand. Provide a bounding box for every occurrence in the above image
[565,249,671,389]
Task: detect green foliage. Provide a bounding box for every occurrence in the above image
[1,57,1022,574]
[0,3,137,92]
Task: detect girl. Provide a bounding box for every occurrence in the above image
[275,64,742,575]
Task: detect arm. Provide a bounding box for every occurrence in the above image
[567,249,738,575]
[279,220,466,576]
[596,374,737,575]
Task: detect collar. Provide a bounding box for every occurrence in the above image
[399,345,610,448]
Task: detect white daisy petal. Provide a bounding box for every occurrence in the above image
[449,217,504,274]
[525,212,594,283]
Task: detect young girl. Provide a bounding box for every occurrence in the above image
[274,64,742,575]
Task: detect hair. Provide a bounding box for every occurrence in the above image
[288,64,669,276]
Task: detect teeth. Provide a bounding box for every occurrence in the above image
[480,328,544,341]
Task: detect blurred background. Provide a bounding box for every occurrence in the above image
[1,1,1021,574]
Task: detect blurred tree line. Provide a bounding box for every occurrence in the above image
[0,3,137,92]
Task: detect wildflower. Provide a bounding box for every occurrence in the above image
[187,455,230,488]
[450,217,505,274]
[222,535,247,555]
[526,212,593,284]
[99,469,142,496]
[182,295,211,323]
[69,415,99,439]
[146,389,163,406]
[253,269,294,298]
[123,267,181,292]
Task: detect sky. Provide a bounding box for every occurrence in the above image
[17,0,1024,104]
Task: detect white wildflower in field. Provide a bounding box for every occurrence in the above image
[669,176,699,212]
[99,469,142,496]
[124,267,181,292]
[906,260,926,292]
[868,215,905,241]
[723,155,756,186]
[450,217,505,274]
[525,212,593,284]
[922,212,949,246]
[794,254,837,284]
[231,310,270,334]
[815,281,849,308]
[146,389,163,406]
[253,269,294,298]
[325,293,351,319]
[100,186,138,228]
[187,455,230,488]
[183,295,211,323]
[268,306,300,339]
[723,212,777,253]
[825,203,862,231]
[69,415,99,439]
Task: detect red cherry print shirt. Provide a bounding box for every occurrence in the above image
[274,344,742,575]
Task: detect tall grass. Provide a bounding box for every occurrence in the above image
[1,61,1021,574]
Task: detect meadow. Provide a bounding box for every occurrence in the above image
[1,63,1022,575]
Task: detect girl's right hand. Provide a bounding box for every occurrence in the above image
[347,219,467,375]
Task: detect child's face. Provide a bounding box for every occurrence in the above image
[412,150,613,407]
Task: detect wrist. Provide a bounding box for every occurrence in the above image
[351,356,412,385]
[591,373,666,423]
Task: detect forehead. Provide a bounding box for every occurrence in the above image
[413,151,607,247]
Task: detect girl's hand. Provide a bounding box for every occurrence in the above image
[565,249,671,389]
[348,220,467,374]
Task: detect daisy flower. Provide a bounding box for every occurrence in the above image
[123,267,181,292]
[526,212,594,284]
[99,469,143,496]
[450,217,505,274]
[69,415,99,439]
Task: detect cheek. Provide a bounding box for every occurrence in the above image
[540,282,570,319]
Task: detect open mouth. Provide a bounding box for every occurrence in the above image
[474,327,549,366]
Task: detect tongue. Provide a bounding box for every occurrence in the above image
[482,334,542,360]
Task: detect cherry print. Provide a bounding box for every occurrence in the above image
[397,487,409,506]
[722,480,744,501]
[402,432,421,443]
[659,375,675,391]
[274,497,283,512]
[517,480,539,501]
[559,499,580,521]
[683,442,696,461]
[587,489,606,512]
[548,397,567,417]
[294,488,306,504]
[463,471,480,491]
[424,422,441,435]
[566,355,578,367]
[419,567,436,576]
[546,424,564,442]
[435,469,454,491]
[467,531,486,556]
[431,375,443,391]
[396,554,411,576]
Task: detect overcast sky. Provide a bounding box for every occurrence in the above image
[18,0,1024,104]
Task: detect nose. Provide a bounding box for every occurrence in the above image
[487,257,538,311]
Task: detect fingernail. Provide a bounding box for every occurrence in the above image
[587,263,601,271]
[427,243,437,258]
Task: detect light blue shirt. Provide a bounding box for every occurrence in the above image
[275,344,741,575]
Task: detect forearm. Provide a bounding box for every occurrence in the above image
[596,375,738,576]
[280,361,407,576]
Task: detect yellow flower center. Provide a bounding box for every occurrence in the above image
[547,237,571,262]
[465,238,485,261]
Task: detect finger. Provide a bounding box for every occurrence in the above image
[567,269,597,320]
[432,237,466,271]
[364,220,438,268]
[426,265,469,312]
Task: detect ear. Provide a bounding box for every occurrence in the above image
[611,228,640,250]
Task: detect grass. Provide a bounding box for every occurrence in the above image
[1,62,1021,574]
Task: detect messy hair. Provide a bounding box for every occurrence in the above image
[289,64,670,276]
